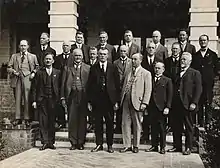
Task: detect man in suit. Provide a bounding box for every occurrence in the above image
[113,45,132,133]
[145,62,173,154]
[178,29,196,56]
[152,30,168,62]
[32,53,60,150]
[61,48,90,150]
[87,47,99,132]
[7,40,39,126]
[123,30,140,58]
[88,48,120,153]
[96,31,117,63]
[141,42,160,142]
[53,40,74,128]
[32,32,56,67]
[120,53,152,153]
[164,42,181,132]
[191,34,219,127]
[168,52,202,155]
[71,31,90,63]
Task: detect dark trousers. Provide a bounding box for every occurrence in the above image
[68,90,87,145]
[142,115,150,141]
[39,98,56,144]
[93,92,114,146]
[56,104,66,126]
[171,96,194,150]
[149,105,166,148]
[198,83,213,126]
[115,107,122,132]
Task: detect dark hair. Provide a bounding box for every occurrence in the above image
[199,34,209,41]
[89,46,97,52]
[124,30,133,34]
[45,52,54,58]
[76,31,84,36]
[99,31,108,36]
[172,42,181,48]
[41,32,50,38]
[179,28,189,35]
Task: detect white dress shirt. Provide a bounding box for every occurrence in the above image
[41,44,48,51]
[99,61,107,72]
[147,55,155,65]
[125,42,132,48]
[46,67,52,76]
[180,41,187,51]
[200,48,208,57]
[76,43,82,49]
[63,52,70,59]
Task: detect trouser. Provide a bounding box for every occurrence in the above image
[171,96,194,150]
[56,104,66,126]
[150,105,166,149]
[115,107,122,132]
[142,115,150,141]
[68,90,87,145]
[122,93,143,148]
[39,98,56,144]
[93,92,114,146]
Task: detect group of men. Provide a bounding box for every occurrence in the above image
[7,29,219,155]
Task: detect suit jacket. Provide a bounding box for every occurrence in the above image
[32,68,60,103]
[32,46,56,67]
[155,44,168,62]
[117,43,140,59]
[150,75,173,111]
[191,48,219,85]
[88,62,120,106]
[60,63,90,100]
[7,52,39,88]
[121,66,152,111]
[113,57,132,89]
[180,42,196,56]
[96,43,117,63]
[164,56,181,82]
[142,55,161,75]
[53,53,74,70]
[177,68,202,110]
[71,44,90,63]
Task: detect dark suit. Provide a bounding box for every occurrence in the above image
[141,55,161,141]
[179,42,196,56]
[155,44,168,62]
[32,46,56,67]
[113,57,132,132]
[33,68,60,144]
[149,75,173,148]
[53,53,74,127]
[88,62,120,146]
[71,44,90,63]
[171,68,202,150]
[96,44,117,63]
[191,48,219,125]
[61,63,90,145]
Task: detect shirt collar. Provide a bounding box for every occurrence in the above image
[120,56,128,61]
[76,43,82,48]
[125,41,132,47]
[180,41,187,45]
[41,44,48,50]
[100,42,107,47]
[20,51,28,56]
[133,65,141,75]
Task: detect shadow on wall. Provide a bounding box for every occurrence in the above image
[0,63,8,79]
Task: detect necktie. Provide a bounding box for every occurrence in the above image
[101,63,105,72]
[21,53,25,63]
[42,46,46,51]
[155,76,160,83]
[150,58,153,65]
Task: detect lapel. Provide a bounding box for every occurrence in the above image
[42,68,47,86]
[125,58,131,72]
[154,75,164,87]
[204,49,211,58]
[70,66,75,77]
[184,43,189,52]
[156,44,162,54]
[106,62,110,81]
[134,67,142,82]
[16,53,22,68]
[80,63,86,87]
[116,59,124,72]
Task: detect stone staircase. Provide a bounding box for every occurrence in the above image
[0,29,10,65]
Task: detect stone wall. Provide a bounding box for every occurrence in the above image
[0,79,15,122]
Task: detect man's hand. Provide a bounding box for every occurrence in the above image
[61,99,67,108]
[140,103,147,112]
[30,73,35,80]
[163,108,169,115]
[32,102,37,109]
[113,103,119,111]
[88,103,92,111]
[14,71,20,76]
[189,103,196,111]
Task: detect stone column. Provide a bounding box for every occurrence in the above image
[48,0,79,54]
[189,0,219,53]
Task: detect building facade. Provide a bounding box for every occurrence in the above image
[0,0,219,65]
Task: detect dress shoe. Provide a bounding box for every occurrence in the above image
[39,144,49,151]
[70,144,77,150]
[132,147,139,153]
[78,144,84,150]
[119,147,132,153]
[13,119,22,126]
[167,147,182,152]
[159,148,166,154]
[107,146,114,153]
[91,145,103,152]
[145,146,159,152]
[183,148,191,155]
[49,144,56,150]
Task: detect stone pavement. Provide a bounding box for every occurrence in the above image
[0,144,204,168]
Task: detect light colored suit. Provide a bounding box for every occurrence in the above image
[7,52,39,120]
[121,66,152,148]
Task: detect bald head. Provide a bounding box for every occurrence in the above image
[62,40,71,53]
[119,45,129,58]
[152,30,161,44]
[146,42,156,56]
